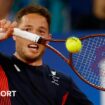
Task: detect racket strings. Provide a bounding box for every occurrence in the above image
[72,36,105,88]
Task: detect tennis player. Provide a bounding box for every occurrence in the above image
[0,5,93,105]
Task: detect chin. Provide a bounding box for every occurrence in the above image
[24,53,41,61]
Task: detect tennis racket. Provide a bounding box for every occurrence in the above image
[12,28,105,91]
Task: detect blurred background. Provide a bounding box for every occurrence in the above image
[2,0,105,33]
[1,0,105,105]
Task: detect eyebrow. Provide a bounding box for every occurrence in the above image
[21,25,48,32]
[23,25,47,30]
[23,25,32,28]
[38,26,47,31]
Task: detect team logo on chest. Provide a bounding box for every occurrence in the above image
[50,71,60,86]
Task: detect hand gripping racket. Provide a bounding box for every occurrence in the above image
[13,28,105,91]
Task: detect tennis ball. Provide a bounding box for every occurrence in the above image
[65,37,82,53]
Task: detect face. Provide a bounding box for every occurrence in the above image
[14,13,51,62]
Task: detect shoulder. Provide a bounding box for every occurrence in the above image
[44,65,70,80]
[45,65,75,88]
[45,65,85,93]
[48,67,93,105]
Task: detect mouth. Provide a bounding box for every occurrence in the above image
[27,43,39,52]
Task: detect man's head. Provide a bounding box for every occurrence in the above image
[13,5,51,65]
[15,5,51,30]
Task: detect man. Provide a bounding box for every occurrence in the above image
[0,5,93,105]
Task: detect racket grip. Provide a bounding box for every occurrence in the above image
[13,28,43,43]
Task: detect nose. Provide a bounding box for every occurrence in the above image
[30,29,37,34]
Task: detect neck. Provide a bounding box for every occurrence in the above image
[14,52,43,66]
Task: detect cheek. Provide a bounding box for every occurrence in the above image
[39,44,46,50]
[15,37,27,45]
[15,38,27,51]
[16,41,24,53]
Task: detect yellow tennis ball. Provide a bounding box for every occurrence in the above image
[65,37,82,53]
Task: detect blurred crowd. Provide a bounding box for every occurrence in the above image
[1,0,105,33]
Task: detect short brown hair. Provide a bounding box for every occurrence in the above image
[15,5,51,29]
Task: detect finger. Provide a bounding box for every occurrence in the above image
[10,21,17,28]
[3,21,11,29]
[0,19,7,28]
[6,28,14,38]
[0,28,13,41]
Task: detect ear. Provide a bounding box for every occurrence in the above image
[45,34,52,44]
[48,33,52,39]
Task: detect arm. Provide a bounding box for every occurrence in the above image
[65,78,93,105]
[0,19,17,65]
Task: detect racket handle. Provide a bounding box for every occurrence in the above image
[13,28,44,43]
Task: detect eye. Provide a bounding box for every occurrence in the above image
[39,30,46,34]
[22,28,32,32]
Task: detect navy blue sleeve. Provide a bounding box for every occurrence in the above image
[65,77,93,105]
[53,70,93,105]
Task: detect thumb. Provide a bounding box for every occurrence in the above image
[6,27,14,38]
